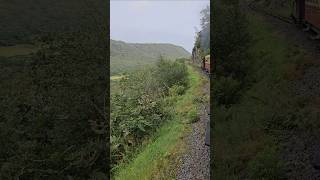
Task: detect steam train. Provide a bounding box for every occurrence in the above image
[292,0,320,37]
[201,55,211,74]
[191,46,211,73]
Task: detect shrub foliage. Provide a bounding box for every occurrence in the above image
[111,59,188,168]
[0,3,108,178]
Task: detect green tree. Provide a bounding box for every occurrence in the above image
[0,0,109,179]
[200,5,210,30]
[212,0,251,80]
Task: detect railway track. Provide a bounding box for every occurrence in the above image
[199,67,210,146]
[248,1,320,41]
[248,1,294,25]
[189,62,210,146]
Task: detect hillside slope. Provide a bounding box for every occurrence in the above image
[0,0,106,46]
[110,40,191,75]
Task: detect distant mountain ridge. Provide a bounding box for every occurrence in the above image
[110,39,190,75]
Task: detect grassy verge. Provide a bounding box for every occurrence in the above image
[113,65,205,180]
[0,44,38,57]
[252,0,292,18]
[110,75,126,81]
[213,11,310,179]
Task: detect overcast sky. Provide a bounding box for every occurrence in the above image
[111,0,209,53]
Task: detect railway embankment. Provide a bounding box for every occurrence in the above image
[177,65,210,180]
[250,3,320,179]
[113,64,209,180]
[213,2,320,178]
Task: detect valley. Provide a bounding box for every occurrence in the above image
[110,39,190,75]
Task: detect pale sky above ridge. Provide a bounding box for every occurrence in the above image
[111,0,210,53]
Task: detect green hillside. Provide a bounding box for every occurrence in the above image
[110,40,191,75]
[0,0,105,46]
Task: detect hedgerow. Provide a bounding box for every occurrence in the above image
[110,59,188,169]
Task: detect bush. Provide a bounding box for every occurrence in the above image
[248,146,285,179]
[0,30,108,179]
[111,58,189,168]
[187,109,200,123]
[169,85,185,96]
[155,58,188,92]
[212,0,251,81]
[212,76,242,106]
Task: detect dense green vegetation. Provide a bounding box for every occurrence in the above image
[0,0,105,46]
[212,0,319,179]
[112,63,207,179]
[0,1,108,179]
[0,32,108,180]
[110,40,190,75]
[110,5,209,179]
[111,59,188,168]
